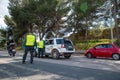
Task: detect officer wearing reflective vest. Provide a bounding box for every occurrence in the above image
[22,32,37,64]
[38,39,44,58]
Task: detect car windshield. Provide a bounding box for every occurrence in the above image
[114,44,120,48]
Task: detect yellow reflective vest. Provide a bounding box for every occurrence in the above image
[25,35,35,46]
[38,40,44,48]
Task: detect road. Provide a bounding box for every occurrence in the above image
[0,50,120,80]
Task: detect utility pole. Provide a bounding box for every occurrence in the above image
[109,0,114,44]
[114,0,120,45]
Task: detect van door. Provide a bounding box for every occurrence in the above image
[45,40,54,53]
[64,39,74,51]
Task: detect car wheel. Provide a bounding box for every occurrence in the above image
[86,52,93,58]
[52,49,60,59]
[64,54,71,59]
[112,53,120,60]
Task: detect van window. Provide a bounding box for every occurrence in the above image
[49,40,54,45]
[64,40,72,45]
[45,40,49,45]
[45,40,54,45]
[56,39,64,44]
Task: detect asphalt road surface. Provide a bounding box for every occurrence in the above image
[0,50,120,80]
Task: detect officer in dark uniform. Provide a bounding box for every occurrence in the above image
[22,32,37,64]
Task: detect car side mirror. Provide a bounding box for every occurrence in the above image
[94,47,96,49]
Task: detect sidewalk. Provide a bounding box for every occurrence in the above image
[73,50,85,56]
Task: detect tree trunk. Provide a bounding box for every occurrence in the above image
[114,0,120,45]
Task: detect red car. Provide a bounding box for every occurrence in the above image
[84,43,120,60]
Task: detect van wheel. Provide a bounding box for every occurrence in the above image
[64,54,71,59]
[112,53,120,60]
[52,50,60,59]
[45,55,49,58]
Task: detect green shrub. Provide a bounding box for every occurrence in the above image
[75,39,111,50]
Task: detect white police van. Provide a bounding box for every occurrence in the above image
[44,38,75,59]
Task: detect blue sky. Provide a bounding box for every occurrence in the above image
[0,0,9,28]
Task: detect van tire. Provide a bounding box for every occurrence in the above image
[45,55,49,58]
[52,49,60,59]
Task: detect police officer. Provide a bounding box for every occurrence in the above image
[38,39,44,58]
[22,32,37,64]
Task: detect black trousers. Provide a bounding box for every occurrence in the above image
[23,46,34,63]
[38,48,44,58]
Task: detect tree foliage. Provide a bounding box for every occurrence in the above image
[62,0,105,42]
[0,29,6,47]
[5,0,106,45]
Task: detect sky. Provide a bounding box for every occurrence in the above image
[0,0,9,28]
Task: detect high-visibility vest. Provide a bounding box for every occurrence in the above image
[25,35,35,46]
[38,40,44,48]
